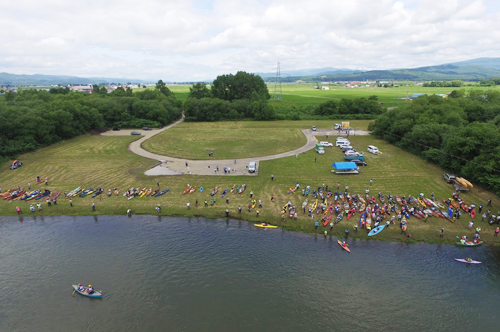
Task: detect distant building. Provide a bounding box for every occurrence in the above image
[321,86,330,90]
[70,85,93,93]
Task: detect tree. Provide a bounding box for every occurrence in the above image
[188,83,210,99]
[211,71,269,101]
[155,80,172,97]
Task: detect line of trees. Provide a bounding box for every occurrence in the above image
[314,98,383,117]
[0,82,182,158]
[369,91,500,195]
[423,80,464,87]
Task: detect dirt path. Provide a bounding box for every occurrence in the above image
[101,119,370,176]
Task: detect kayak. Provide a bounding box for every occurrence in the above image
[153,188,169,197]
[456,241,483,247]
[72,285,102,298]
[337,240,350,253]
[455,258,482,264]
[334,213,343,224]
[254,223,277,228]
[368,224,386,236]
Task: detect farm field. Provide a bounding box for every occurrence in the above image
[1,120,499,246]
[167,82,499,110]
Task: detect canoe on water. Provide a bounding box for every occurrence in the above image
[72,285,102,298]
[455,258,481,264]
[254,223,277,228]
[337,240,350,253]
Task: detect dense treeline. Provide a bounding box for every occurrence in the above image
[0,84,182,158]
[369,91,500,195]
[314,98,383,117]
[423,80,464,87]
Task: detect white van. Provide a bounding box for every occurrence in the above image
[367,145,379,154]
[336,137,349,142]
[248,161,257,173]
[336,140,350,147]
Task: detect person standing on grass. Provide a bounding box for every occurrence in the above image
[187,202,190,209]
[495,227,499,237]
[16,206,22,214]
[440,228,444,237]
[370,179,373,185]
[488,198,492,207]
[92,203,96,212]
[271,174,274,181]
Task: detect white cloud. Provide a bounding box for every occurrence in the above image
[0,0,499,81]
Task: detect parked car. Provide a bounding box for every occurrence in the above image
[112,126,121,131]
[143,127,152,131]
[345,150,361,157]
[351,159,367,166]
[9,160,22,170]
[131,131,141,135]
[319,141,333,147]
[367,145,379,154]
[311,126,317,131]
[340,146,354,152]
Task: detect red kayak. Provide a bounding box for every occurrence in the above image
[470,209,476,218]
[347,207,356,220]
[323,214,332,226]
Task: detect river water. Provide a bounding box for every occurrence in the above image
[0,215,499,332]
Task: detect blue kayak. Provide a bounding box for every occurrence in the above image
[368,224,386,236]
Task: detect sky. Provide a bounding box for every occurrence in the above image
[2,0,500,82]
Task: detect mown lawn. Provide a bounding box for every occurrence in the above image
[1,121,499,246]
[141,121,308,160]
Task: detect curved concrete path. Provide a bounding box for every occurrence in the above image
[101,119,370,176]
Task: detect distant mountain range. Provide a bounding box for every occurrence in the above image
[2,57,500,85]
[0,72,149,86]
[262,57,500,82]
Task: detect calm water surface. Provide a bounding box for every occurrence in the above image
[0,215,499,332]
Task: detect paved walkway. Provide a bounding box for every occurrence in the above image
[101,119,370,176]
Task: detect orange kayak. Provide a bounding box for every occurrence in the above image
[338,240,351,253]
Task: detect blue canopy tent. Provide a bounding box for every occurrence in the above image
[332,162,357,170]
[331,162,359,174]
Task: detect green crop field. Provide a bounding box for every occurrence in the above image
[1,121,499,246]
[166,82,499,113]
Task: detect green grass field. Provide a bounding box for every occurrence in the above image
[142,121,307,159]
[167,82,499,110]
[1,121,499,246]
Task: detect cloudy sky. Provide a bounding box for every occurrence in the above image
[2,0,500,81]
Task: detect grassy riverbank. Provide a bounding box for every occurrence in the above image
[1,121,499,246]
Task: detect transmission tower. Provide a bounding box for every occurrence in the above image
[273,62,282,100]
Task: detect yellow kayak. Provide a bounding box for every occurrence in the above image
[254,223,278,229]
